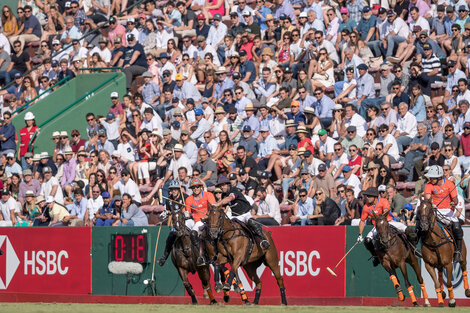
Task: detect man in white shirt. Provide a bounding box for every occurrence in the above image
[408,7,430,34]
[196,36,220,66]
[385,10,410,58]
[84,185,104,225]
[113,169,142,204]
[395,102,417,154]
[342,166,362,197]
[0,189,17,226]
[378,123,400,162]
[164,144,193,181]
[253,187,281,225]
[328,143,349,180]
[207,14,227,49]
[318,129,337,164]
[343,103,367,137]
[141,107,163,136]
[456,78,470,104]
[190,109,211,144]
[40,166,64,205]
[91,37,112,63]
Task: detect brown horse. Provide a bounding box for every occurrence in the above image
[417,199,469,307]
[206,206,287,305]
[372,212,430,306]
[171,209,217,305]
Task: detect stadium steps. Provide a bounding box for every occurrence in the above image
[12,72,126,153]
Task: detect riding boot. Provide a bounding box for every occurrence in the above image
[247,218,270,250]
[364,237,379,267]
[406,226,422,258]
[190,230,206,266]
[158,231,177,266]
[452,222,464,263]
[0,249,3,255]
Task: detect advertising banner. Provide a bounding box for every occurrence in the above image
[0,227,92,294]
[421,227,470,299]
[188,226,347,298]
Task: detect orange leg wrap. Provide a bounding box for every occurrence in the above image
[223,291,230,297]
[463,271,469,290]
[390,275,399,287]
[204,285,215,301]
[448,286,455,299]
[408,286,417,303]
[436,288,444,304]
[397,291,405,301]
[420,283,429,299]
[239,288,248,301]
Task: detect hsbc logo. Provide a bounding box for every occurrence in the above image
[0,236,20,289]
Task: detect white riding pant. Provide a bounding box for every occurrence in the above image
[366,221,408,239]
[232,211,252,223]
[137,161,157,179]
[436,208,459,225]
[185,219,204,235]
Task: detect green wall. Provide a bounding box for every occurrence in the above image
[346,226,422,297]
[12,73,126,154]
[92,226,184,296]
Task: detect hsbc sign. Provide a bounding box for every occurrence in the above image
[0,228,92,294]
[189,227,346,298]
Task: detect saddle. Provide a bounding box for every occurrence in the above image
[230,219,256,266]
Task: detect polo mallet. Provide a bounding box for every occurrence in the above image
[150,222,162,281]
[327,241,359,277]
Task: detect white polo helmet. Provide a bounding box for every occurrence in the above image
[24,112,35,120]
[425,165,443,178]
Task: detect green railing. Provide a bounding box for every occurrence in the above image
[27,73,120,152]
[78,67,122,72]
[11,76,70,116]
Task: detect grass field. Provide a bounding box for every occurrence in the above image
[0,304,469,313]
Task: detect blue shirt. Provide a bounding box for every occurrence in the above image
[280,134,299,150]
[275,0,296,24]
[356,15,377,41]
[286,111,306,125]
[243,115,260,137]
[297,197,315,219]
[338,19,357,33]
[356,72,376,99]
[99,201,116,215]
[255,6,272,30]
[70,197,88,219]
[411,95,426,123]
[298,95,316,112]
[239,60,256,84]
[314,95,336,118]
[214,77,235,100]
[446,68,466,93]
[142,81,161,104]
[444,15,457,35]
[0,123,16,151]
[24,15,42,38]
[259,135,279,158]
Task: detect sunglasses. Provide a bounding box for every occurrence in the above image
[338,190,345,194]
[299,194,307,197]
[334,148,342,151]
[315,192,323,196]
[314,92,322,95]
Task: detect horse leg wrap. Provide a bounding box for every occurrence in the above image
[223,271,235,291]
[436,288,444,304]
[407,286,417,304]
[204,285,215,302]
[240,289,248,301]
[420,283,429,299]
[463,271,469,290]
[186,286,197,304]
[254,289,261,304]
[448,286,455,299]
[280,287,287,305]
[390,275,399,288]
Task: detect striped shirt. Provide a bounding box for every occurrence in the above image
[422,54,441,75]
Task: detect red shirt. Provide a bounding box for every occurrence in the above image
[71,139,86,153]
[185,192,215,222]
[19,126,37,156]
[298,138,314,153]
[109,102,124,117]
[461,133,470,156]
[360,197,393,226]
[348,155,362,169]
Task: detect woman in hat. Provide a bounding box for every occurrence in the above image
[19,112,37,168]
[304,107,322,136]
[296,126,314,154]
[227,52,241,77]
[311,48,334,88]
[212,106,228,137]
[75,149,90,186]
[259,171,275,196]
[259,47,277,79]
[16,191,40,227]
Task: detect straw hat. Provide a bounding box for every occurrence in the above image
[214,106,226,114]
[296,126,308,133]
[245,103,255,111]
[261,47,274,56]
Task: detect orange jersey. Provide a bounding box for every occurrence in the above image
[185,191,215,222]
[424,179,457,210]
[361,197,393,226]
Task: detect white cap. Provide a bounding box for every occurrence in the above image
[40,152,50,159]
[299,12,308,18]
[60,131,68,137]
[127,17,135,23]
[52,39,60,45]
[378,185,387,192]
[24,112,35,120]
[110,91,119,98]
[46,196,54,203]
[6,152,14,158]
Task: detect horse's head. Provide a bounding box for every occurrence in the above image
[373,212,391,247]
[207,204,224,240]
[417,196,435,232]
[172,209,186,238]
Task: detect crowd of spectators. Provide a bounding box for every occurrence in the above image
[0,0,469,227]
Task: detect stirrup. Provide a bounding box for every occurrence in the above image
[414,248,423,258]
[372,257,380,267]
[260,240,270,250]
[158,256,167,266]
[453,251,462,263]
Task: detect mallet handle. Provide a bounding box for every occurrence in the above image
[332,241,359,270]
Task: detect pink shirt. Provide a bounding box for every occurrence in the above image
[108,24,127,47]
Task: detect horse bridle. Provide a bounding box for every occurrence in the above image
[209,207,226,239]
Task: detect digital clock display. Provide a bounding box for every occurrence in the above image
[111,234,148,263]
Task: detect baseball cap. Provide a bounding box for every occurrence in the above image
[362,6,371,13]
[1,189,10,196]
[423,43,432,50]
[299,12,307,18]
[195,108,204,115]
[242,125,252,132]
[163,129,171,136]
[106,112,115,120]
[346,125,357,133]
[260,125,269,132]
[175,73,183,81]
[228,173,237,180]
[242,11,251,17]
[378,185,387,192]
[340,7,349,13]
[318,129,327,136]
[142,71,153,78]
[464,121,470,129]
[6,152,14,158]
[239,168,247,175]
[126,33,135,42]
[213,13,222,21]
[357,63,368,70]
[171,120,180,128]
[437,4,446,11]
[110,91,119,98]
[42,166,52,173]
[52,39,60,45]
[318,164,327,171]
[102,191,111,198]
[303,150,312,157]
[342,165,352,172]
[387,9,395,17]
[378,7,387,14]
[232,72,241,79]
[197,13,205,20]
[197,35,206,42]
[239,50,247,57]
[23,169,33,176]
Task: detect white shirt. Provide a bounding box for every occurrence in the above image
[182,44,198,60]
[343,78,357,100]
[392,17,410,38]
[343,174,362,197]
[168,154,193,178]
[141,115,163,135]
[409,16,430,34]
[319,137,337,156]
[86,196,104,220]
[117,142,135,162]
[256,194,281,224]
[159,61,177,80]
[40,176,64,205]
[397,112,417,138]
[156,27,174,50]
[207,23,228,48]
[0,197,18,221]
[307,157,325,176]
[197,45,221,66]
[456,90,470,104]
[100,118,120,141]
[345,113,367,137]
[380,133,400,161]
[331,153,349,177]
[90,47,111,63]
[113,179,142,203]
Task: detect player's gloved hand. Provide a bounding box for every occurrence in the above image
[184,211,190,219]
[357,235,364,243]
[159,211,168,220]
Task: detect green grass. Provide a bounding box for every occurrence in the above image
[0,304,468,313]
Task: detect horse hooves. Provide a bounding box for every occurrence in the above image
[203,290,209,299]
[243,300,251,306]
[448,299,456,307]
[413,302,420,307]
[438,302,444,307]
[223,295,230,303]
[210,300,217,305]
[442,291,447,299]
[215,282,223,293]
[234,285,241,293]
[424,303,431,308]
[465,289,470,298]
[222,284,231,292]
